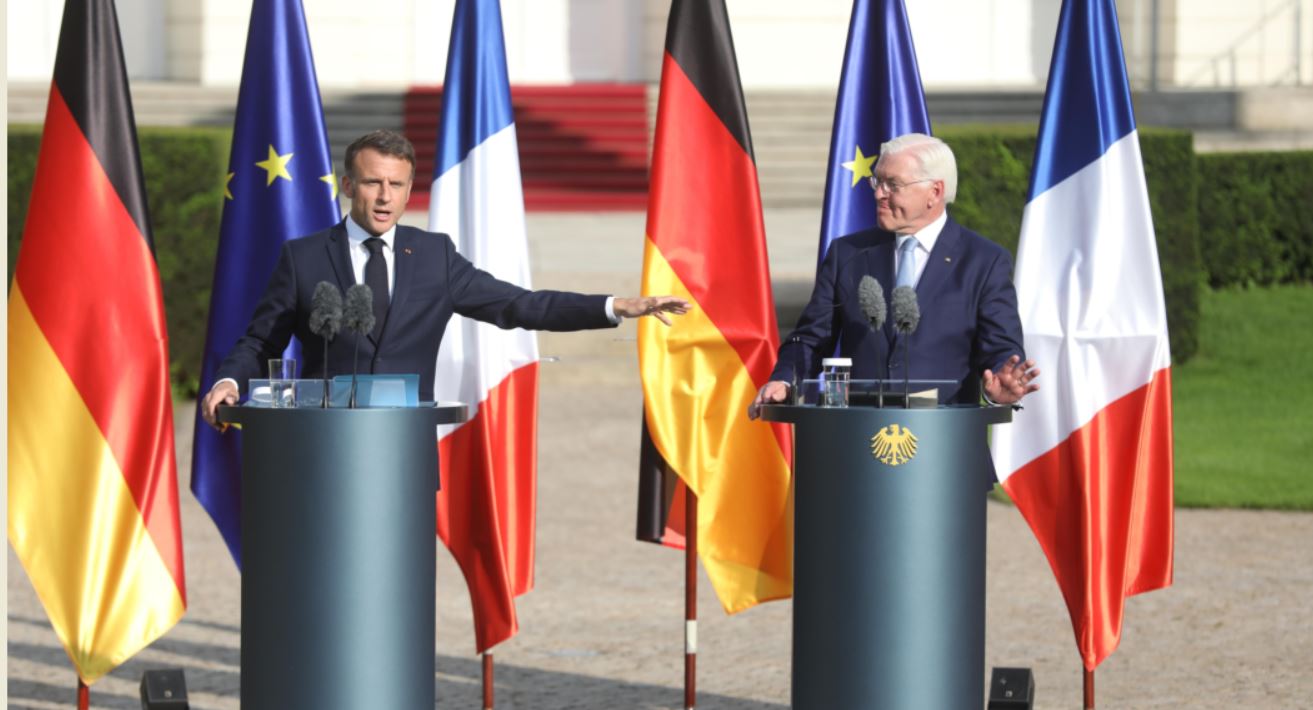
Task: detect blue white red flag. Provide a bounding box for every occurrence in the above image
[989,0,1174,671]
[191,0,340,566]
[428,0,538,653]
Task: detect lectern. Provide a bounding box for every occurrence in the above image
[219,404,467,710]
[760,404,1012,710]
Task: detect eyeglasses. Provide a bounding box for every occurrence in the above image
[868,176,934,194]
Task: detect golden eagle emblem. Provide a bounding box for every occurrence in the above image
[870,424,918,466]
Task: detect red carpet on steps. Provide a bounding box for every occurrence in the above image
[404,84,650,212]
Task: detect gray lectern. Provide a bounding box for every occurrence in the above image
[219,404,467,710]
[760,404,1012,710]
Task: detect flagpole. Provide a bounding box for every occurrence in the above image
[685,487,698,710]
[77,678,89,710]
[1085,668,1095,708]
[483,652,494,709]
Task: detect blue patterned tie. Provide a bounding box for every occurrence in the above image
[895,236,919,289]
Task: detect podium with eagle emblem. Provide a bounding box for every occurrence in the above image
[219,403,468,709]
[761,403,1013,709]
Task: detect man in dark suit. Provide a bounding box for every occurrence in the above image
[201,130,687,427]
[749,133,1037,417]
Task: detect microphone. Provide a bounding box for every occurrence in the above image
[343,284,375,408]
[857,275,886,330]
[890,285,920,334]
[858,275,887,406]
[890,285,921,408]
[309,281,344,407]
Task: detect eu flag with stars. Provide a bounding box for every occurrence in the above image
[818,0,931,262]
[191,0,341,566]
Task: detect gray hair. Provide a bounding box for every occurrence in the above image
[879,133,958,204]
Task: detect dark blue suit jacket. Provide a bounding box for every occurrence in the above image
[771,217,1025,405]
[217,221,616,400]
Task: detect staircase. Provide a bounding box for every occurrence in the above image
[15,82,1296,212]
[403,84,649,212]
[6,81,404,179]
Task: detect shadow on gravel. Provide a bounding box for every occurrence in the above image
[9,613,786,709]
[7,678,142,708]
[434,653,789,709]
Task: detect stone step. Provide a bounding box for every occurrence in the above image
[12,82,1307,209]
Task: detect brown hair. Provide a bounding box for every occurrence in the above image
[344,130,416,179]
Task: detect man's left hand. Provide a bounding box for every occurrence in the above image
[982,355,1040,405]
[614,296,691,325]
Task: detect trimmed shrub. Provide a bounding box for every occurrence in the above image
[1198,151,1313,287]
[8,124,230,397]
[19,126,1309,385]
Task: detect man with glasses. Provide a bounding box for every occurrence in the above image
[749,133,1038,417]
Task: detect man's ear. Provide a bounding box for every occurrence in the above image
[340,172,354,198]
[929,179,946,206]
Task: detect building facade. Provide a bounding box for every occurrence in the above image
[8,0,1311,90]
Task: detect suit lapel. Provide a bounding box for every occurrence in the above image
[325,221,355,294]
[916,217,963,303]
[859,234,898,349]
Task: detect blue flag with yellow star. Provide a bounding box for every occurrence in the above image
[818,0,930,262]
[192,0,341,566]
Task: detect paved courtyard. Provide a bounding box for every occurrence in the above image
[8,211,1312,708]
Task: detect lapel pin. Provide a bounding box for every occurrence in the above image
[403,247,413,255]
[945,256,952,262]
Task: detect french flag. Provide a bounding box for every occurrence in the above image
[428,0,538,653]
[990,0,1175,671]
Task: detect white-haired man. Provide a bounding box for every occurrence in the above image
[750,133,1038,417]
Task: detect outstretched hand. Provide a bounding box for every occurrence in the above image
[614,296,691,325]
[982,355,1040,405]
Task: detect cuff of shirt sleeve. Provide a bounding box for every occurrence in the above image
[214,377,240,397]
[605,296,621,324]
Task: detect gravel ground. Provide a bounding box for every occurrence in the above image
[8,211,1311,708]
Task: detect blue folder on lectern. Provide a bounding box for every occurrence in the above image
[331,374,419,407]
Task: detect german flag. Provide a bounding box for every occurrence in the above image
[637,0,794,613]
[8,0,186,684]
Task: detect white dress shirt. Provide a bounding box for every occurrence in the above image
[344,215,395,297]
[894,210,949,289]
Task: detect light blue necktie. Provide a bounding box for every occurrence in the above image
[895,236,919,289]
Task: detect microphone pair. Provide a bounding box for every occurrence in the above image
[311,282,376,340]
[309,282,376,407]
[858,275,919,335]
[857,275,921,408]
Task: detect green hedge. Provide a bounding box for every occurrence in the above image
[943,125,1203,362]
[1198,151,1313,287]
[12,124,1310,389]
[8,124,230,397]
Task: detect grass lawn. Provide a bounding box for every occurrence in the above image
[1172,284,1313,509]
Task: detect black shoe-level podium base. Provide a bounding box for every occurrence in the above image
[220,404,467,710]
[760,404,1012,710]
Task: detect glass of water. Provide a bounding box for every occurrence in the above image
[268,358,297,408]
[820,357,852,407]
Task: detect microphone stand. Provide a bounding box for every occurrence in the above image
[322,335,332,408]
[878,359,886,408]
[902,335,911,409]
[350,336,361,409]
